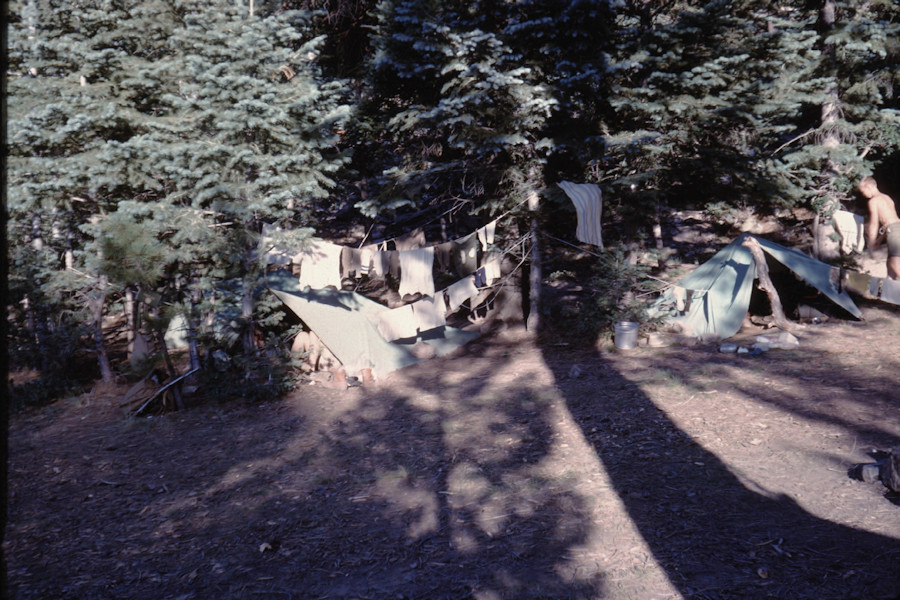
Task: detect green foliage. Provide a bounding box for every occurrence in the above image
[578,250,663,340]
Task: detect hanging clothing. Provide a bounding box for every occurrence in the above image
[376,304,418,341]
[482,257,502,285]
[294,240,343,290]
[452,233,479,278]
[388,250,401,279]
[673,286,686,311]
[412,294,447,332]
[398,247,436,297]
[341,247,362,280]
[434,241,453,272]
[367,243,389,277]
[558,181,604,248]
[447,275,478,312]
[832,210,866,254]
[476,220,497,251]
[359,245,374,276]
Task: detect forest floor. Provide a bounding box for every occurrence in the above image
[6,219,900,600]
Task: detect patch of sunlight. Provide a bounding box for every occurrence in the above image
[369,465,439,540]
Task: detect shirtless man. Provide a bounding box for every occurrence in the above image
[859,176,900,280]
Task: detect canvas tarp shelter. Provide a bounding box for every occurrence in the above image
[652,234,862,339]
[267,271,480,377]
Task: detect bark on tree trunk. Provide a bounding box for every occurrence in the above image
[91,277,115,384]
[526,190,541,333]
[742,237,793,331]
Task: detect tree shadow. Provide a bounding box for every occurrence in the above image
[538,330,900,599]
[6,337,608,600]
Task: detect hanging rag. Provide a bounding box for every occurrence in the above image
[369,242,389,277]
[434,241,453,271]
[482,257,502,284]
[376,304,418,341]
[558,181,604,248]
[341,247,362,280]
[673,286,686,311]
[452,233,479,278]
[399,247,436,297]
[294,240,343,290]
[412,293,447,332]
[832,210,866,254]
[476,220,497,251]
[447,275,478,312]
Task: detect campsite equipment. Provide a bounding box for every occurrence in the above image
[652,234,862,340]
[266,270,479,379]
[614,321,639,349]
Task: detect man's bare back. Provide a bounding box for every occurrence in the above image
[859,176,900,279]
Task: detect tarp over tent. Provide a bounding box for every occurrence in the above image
[653,234,862,339]
[267,271,480,377]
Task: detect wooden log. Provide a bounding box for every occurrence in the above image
[741,236,794,331]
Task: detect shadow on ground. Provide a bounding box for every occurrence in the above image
[538,319,900,599]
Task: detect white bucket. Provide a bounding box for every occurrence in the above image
[614,321,639,350]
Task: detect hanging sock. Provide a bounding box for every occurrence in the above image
[294,240,343,290]
[476,220,497,251]
[558,181,604,248]
[398,247,436,297]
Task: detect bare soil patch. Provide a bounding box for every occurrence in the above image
[6,301,900,599]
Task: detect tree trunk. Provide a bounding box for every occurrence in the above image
[90,276,115,384]
[526,190,541,332]
[742,237,793,331]
[814,0,841,260]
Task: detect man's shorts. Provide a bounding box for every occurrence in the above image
[886,222,900,258]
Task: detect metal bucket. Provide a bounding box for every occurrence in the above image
[614,321,639,350]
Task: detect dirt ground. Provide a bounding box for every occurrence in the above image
[6,289,900,599]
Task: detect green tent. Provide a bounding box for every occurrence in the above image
[653,234,862,339]
[267,271,480,377]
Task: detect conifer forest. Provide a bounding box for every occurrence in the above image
[6,2,900,600]
[7,0,900,398]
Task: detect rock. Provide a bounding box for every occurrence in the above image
[568,365,583,379]
[410,341,436,359]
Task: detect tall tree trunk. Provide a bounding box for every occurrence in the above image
[90,276,115,384]
[526,189,541,333]
[814,0,841,260]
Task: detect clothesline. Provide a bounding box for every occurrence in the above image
[358,195,531,249]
